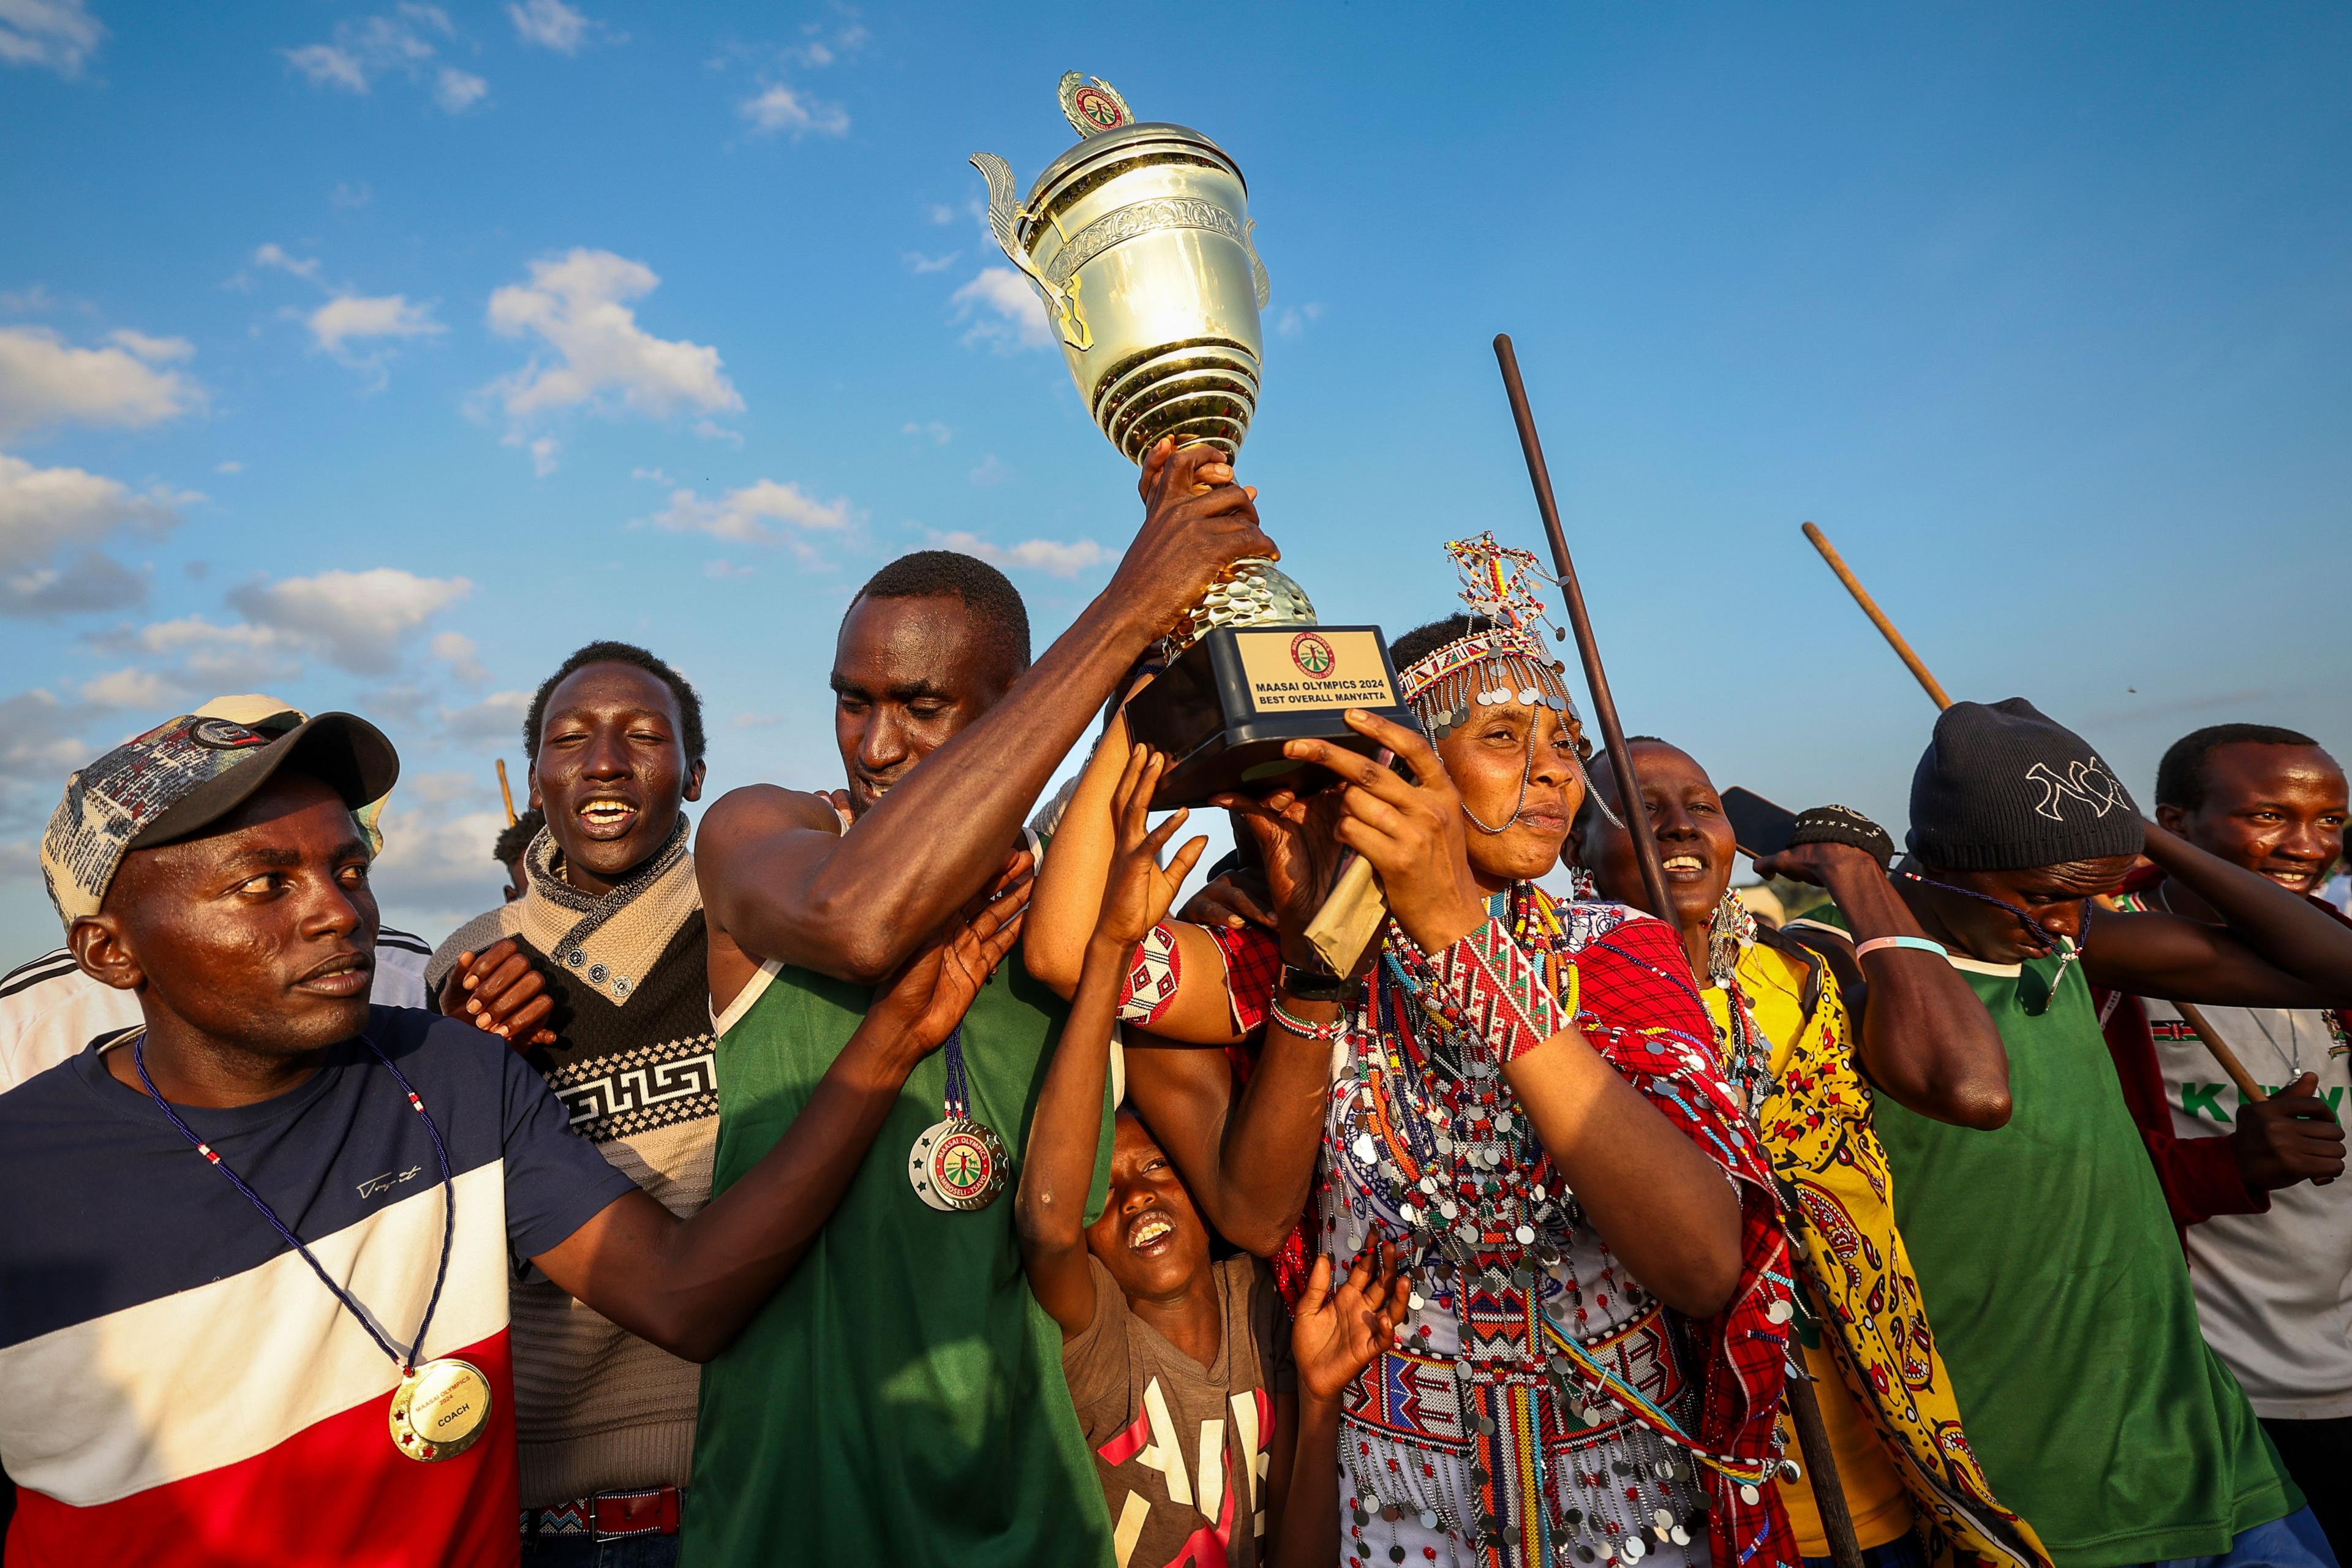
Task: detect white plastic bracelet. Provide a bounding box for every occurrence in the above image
[1854,935,1949,960]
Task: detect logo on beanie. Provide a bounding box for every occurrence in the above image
[2026,760,2127,823]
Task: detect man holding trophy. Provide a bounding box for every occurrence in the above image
[993,75,1801,1568]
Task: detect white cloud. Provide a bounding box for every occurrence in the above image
[732,710,783,729]
[740,82,847,138]
[118,615,298,690]
[482,249,741,434]
[253,243,324,283]
[215,459,243,474]
[645,478,851,548]
[902,420,952,445]
[525,435,559,475]
[952,266,1050,351]
[78,665,179,709]
[305,293,444,354]
[0,453,188,616]
[367,797,513,938]
[226,567,473,675]
[433,65,486,112]
[507,0,600,53]
[968,453,1006,487]
[703,559,755,580]
[925,203,957,226]
[0,324,202,440]
[281,6,484,113]
[431,629,488,683]
[442,688,528,745]
[107,328,194,363]
[929,529,1111,579]
[330,181,372,209]
[1275,302,1324,337]
[902,250,959,275]
[0,0,105,77]
[0,690,110,802]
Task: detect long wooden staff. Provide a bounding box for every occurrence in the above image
[1803,522,2271,1104]
[1495,337,1865,1568]
[1803,521,1951,709]
[496,758,518,827]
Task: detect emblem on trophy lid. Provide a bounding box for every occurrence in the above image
[1058,72,1133,137]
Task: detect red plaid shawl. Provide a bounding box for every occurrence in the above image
[1213,897,1800,1568]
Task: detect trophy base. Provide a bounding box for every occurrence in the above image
[1124,624,1419,809]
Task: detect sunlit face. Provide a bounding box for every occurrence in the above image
[2157,742,2347,895]
[1574,742,1736,935]
[831,595,1021,820]
[1432,699,1585,889]
[529,662,704,895]
[75,771,380,1056]
[1084,1112,1212,1301]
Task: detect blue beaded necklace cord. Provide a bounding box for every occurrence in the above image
[940,1025,969,1118]
[131,1032,457,1378]
[1893,871,2089,1010]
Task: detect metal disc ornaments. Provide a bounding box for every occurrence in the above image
[908,1115,1009,1212]
[388,1356,494,1461]
[907,1025,1006,1212]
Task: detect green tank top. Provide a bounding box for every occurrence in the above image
[682,952,1116,1567]
[1852,929,2297,1564]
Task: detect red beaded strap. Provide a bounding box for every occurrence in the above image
[1115,922,1182,1026]
[1420,915,1566,1064]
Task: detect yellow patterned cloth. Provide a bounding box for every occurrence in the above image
[1705,940,2051,1568]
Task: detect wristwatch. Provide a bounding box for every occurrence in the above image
[1278,963,1351,1003]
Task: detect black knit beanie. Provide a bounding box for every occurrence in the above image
[1905,698,2143,872]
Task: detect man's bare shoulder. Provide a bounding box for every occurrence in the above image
[696,785,843,867]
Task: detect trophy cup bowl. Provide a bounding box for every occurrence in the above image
[971,81,1414,807]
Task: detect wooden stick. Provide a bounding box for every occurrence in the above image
[496,758,518,827]
[1785,1366,1869,1568]
[2175,1000,2269,1104]
[1802,521,1953,710]
[1494,342,1866,1568]
[1492,336,1676,924]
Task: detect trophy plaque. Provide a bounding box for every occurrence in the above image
[972,75,1415,807]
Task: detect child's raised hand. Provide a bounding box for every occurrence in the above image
[1096,744,1210,948]
[1290,1237,1412,1403]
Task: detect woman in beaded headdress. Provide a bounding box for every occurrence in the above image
[1026,535,1803,1568]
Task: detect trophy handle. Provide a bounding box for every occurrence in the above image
[1245,217,1271,311]
[970,152,1092,351]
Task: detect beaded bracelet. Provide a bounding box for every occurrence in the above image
[1267,996,1347,1043]
[1424,916,1564,1065]
[1853,934,1949,960]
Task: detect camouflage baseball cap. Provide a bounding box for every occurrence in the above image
[41,710,399,929]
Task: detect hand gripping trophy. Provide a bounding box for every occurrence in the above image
[971,74,1413,810]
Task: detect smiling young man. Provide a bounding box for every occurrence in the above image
[425,641,720,1566]
[684,441,1281,1567]
[1784,699,2352,1568]
[0,708,1027,1568]
[2097,725,2352,1555]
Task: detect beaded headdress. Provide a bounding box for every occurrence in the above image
[1400,533,1619,834]
[1400,533,1581,748]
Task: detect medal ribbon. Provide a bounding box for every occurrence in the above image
[941,1024,970,1118]
[133,1033,457,1376]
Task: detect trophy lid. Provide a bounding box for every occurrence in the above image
[1021,77,1246,219]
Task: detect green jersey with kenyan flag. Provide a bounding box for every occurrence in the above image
[1785,905,2297,1566]
[682,950,1116,1566]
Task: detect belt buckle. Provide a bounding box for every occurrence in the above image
[591,1486,680,1539]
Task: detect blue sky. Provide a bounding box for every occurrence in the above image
[1,1,2345,957]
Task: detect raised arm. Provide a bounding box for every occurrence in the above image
[1017,747,1206,1336]
[1760,831,2014,1128]
[700,440,1275,984]
[532,864,1030,1362]
[2087,818,2352,1007]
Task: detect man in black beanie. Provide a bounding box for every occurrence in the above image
[1784,698,2352,1568]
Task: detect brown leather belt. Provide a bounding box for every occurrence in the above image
[521,1485,684,1539]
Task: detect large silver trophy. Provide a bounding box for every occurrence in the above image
[972,75,1411,808]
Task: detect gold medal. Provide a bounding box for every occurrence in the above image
[388,1357,494,1462]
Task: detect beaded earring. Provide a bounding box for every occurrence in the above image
[1706,886,1754,990]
